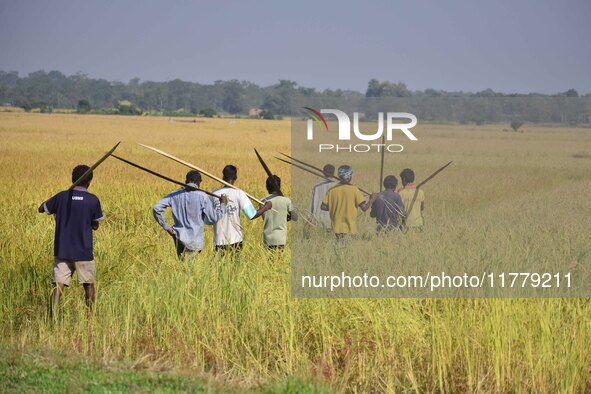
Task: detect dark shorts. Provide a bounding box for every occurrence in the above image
[335,233,359,241]
[171,234,200,258]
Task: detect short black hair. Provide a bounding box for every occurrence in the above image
[222,165,237,182]
[185,170,202,184]
[383,175,398,190]
[322,164,335,176]
[266,175,281,193]
[400,168,415,184]
[72,165,92,185]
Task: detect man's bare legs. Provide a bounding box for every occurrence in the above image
[50,282,95,320]
[50,283,65,320]
[83,283,95,310]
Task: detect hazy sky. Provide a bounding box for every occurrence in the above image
[0,0,589,93]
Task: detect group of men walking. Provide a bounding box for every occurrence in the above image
[311,164,425,236]
[39,162,424,314]
[152,165,296,256]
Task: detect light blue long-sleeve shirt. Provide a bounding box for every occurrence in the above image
[153,184,224,251]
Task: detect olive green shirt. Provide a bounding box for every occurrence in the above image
[261,194,293,246]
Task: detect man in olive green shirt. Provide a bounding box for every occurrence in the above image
[261,175,298,249]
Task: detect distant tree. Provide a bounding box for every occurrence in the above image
[260,96,280,114]
[475,88,498,97]
[215,79,245,114]
[48,70,66,82]
[510,118,524,132]
[366,79,381,97]
[424,88,441,97]
[117,100,141,115]
[365,79,410,97]
[260,109,275,120]
[565,88,579,97]
[77,99,91,113]
[199,108,217,118]
[17,99,49,113]
[381,81,410,97]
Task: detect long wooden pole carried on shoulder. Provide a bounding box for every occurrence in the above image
[402,161,453,227]
[138,143,266,206]
[70,141,121,188]
[112,155,223,199]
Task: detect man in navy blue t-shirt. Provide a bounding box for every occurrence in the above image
[39,165,104,316]
[370,175,405,233]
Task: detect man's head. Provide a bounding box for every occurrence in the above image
[185,170,202,186]
[338,165,353,183]
[72,165,92,188]
[400,168,415,186]
[266,175,281,194]
[223,165,238,184]
[322,164,335,178]
[383,175,398,190]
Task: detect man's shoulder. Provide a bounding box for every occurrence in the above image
[280,195,292,204]
[166,189,186,198]
[384,189,402,199]
[215,187,246,198]
[81,190,100,202]
[263,194,291,205]
[57,189,100,201]
[327,183,348,193]
[213,186,232,194]
[315,179,334,188]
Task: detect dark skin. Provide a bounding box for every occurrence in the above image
[38,180,97,316]
[224,176,272,219]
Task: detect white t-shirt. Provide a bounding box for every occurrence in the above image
[308,179,337,229]
[211,186,256,246]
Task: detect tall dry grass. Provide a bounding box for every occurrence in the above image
[0,113,590,392]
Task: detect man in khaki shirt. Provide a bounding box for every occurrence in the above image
[398,168,425,229]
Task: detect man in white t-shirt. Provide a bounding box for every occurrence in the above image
[211,165,272,252]
[308,164,336,229]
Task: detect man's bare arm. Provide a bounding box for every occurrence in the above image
[251,201,272,220]
[359,193,378,212]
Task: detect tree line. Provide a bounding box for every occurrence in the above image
[0,70,588,125]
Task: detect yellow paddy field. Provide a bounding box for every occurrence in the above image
[0,112,590,392]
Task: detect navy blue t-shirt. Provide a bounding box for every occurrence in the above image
[370,189,404,231]
[44,186,103,261]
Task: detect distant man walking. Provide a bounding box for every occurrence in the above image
[261,175,297,250]
[308,164,336,230]
[321,165,375,238]
[211,165,272,253]
[398,168,425,229]
[370,175,404,232]
[153,170,227,258]
[38,165,104,316]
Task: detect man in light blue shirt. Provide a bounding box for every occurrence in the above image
[153,170,226,258]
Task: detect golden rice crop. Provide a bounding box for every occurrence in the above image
[1,112,590,392]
